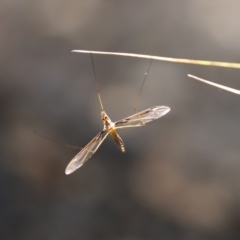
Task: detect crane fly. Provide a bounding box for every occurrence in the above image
[66,50,240,175]
[65,53,171,175]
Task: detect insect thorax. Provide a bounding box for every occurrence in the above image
[101,111,114,130]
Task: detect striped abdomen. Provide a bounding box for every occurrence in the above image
[110,129,125,152]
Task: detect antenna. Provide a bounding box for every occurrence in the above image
[90,53,104,111]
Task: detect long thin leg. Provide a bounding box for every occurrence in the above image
[90,53,104,111]
[34,129,84,150]
[133,59,153,126]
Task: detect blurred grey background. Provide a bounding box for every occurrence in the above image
[1,1,240,239]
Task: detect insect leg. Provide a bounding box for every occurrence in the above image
[133,59,153,126]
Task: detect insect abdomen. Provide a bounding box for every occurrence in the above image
[110,130,125,152]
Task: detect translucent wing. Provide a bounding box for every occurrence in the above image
[65,130,109,175]
[114,106,170,129]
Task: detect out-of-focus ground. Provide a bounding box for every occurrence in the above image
[1,1,240,239]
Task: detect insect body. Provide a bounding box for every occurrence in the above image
[65,106,170,174]
[101,111,125,153]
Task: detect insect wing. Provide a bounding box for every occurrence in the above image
[114,106,170,129]
[65,130,109,175]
